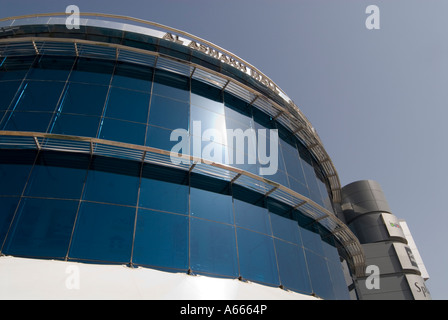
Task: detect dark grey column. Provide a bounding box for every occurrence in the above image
[341,180,430,300]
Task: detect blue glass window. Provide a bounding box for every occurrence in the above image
[298,144,322,203]
[2,111,53,133]
[275,239,311,294]
[24,152,89,199]
[104,87,150,123]
[152,69,189,102]
[0,56,34,81]
[328,261,350,300]
[288,177,310,198]
[0,81,21,110]
[190,182,233,225]
[252,107,276,131]
[0,150,35,196]
[191,93,225,115]
[270,212,301,245]
[306,250,334,299]
[190,105,227,139]
[322,236,341,263]
[146,125,187,152]
[191,138,229,165]
[224,92,253,124]
[68,201,135,263]
[190,218,238,277]
[69,57,114,85]
[237,228,279,286]
[148,95,189,130]
[27,55,75,81]
[3,198,78,259]
[14,81,65,113]
[191,80,223,114]
[50,113,100,137]
[98,118,146,145]
[300,224,324,257]
[132,208,188,270]
[112,62,153,92]
[58,83,108,117]
[282,143,306,184]
[316,172,333,212]
[83,157,140,206]
[139,177,188,215]
[0,197,19,248]
[234,199,270,235]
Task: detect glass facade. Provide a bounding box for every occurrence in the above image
[0,54,332,211]
[0,150,348,299]
[0,21,351,299]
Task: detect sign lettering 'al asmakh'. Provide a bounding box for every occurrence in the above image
[162,32,279,94]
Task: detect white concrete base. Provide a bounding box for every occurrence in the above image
[0,256,318,300]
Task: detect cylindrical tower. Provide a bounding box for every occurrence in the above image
[341,180,430,300]
[0,13,364,299]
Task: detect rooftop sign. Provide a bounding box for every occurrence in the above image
[162,32,280,95]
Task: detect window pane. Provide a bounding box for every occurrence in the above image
[152,69,189,102]
[68,201,135,263]
[190,218,238,277]
[148,95,189,130]
[234,199,270,235]
[322,236,341,263]
[305,250,335,300]
[112,61,153,92]
[2,111,53,133]
[298,145,322,202]
[0,197,19,247]
[270,212,301,245]
[27,55,75,81]
[69,57,114,85]
[146,125,186,152]
[190,186,233,224]
[0,150,35,196]
[282,144,306,183]
[104,87,150,123]
[224,92,253,123]
[50,113,100,138]
[98,118,146,145]
[300,224,324,256]
[190,104,226,137]
[288,177,310,198]
[237,228,279,286]
[2,198,78,259]
[59,83,108,116]
[24,152,89,199]
[328,261,350,300]
[83,157,140,206]
[0,81,21,110]
[316,176,333,212]
[139,177,188,214]
[191,80,223,114]
[191,137,229,165]
[133,209,188,270]
[14,81,65,112]
[0,56,34,81]
[275,239,311,294]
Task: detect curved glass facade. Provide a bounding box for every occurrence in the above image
[0,54,332,211]
[0,19,353,299]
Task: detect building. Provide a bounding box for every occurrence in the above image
[0,13,429,300]
[341,180,430,299]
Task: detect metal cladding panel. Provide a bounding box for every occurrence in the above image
[0,256,318,300]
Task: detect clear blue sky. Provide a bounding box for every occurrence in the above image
[1,0,446,299]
